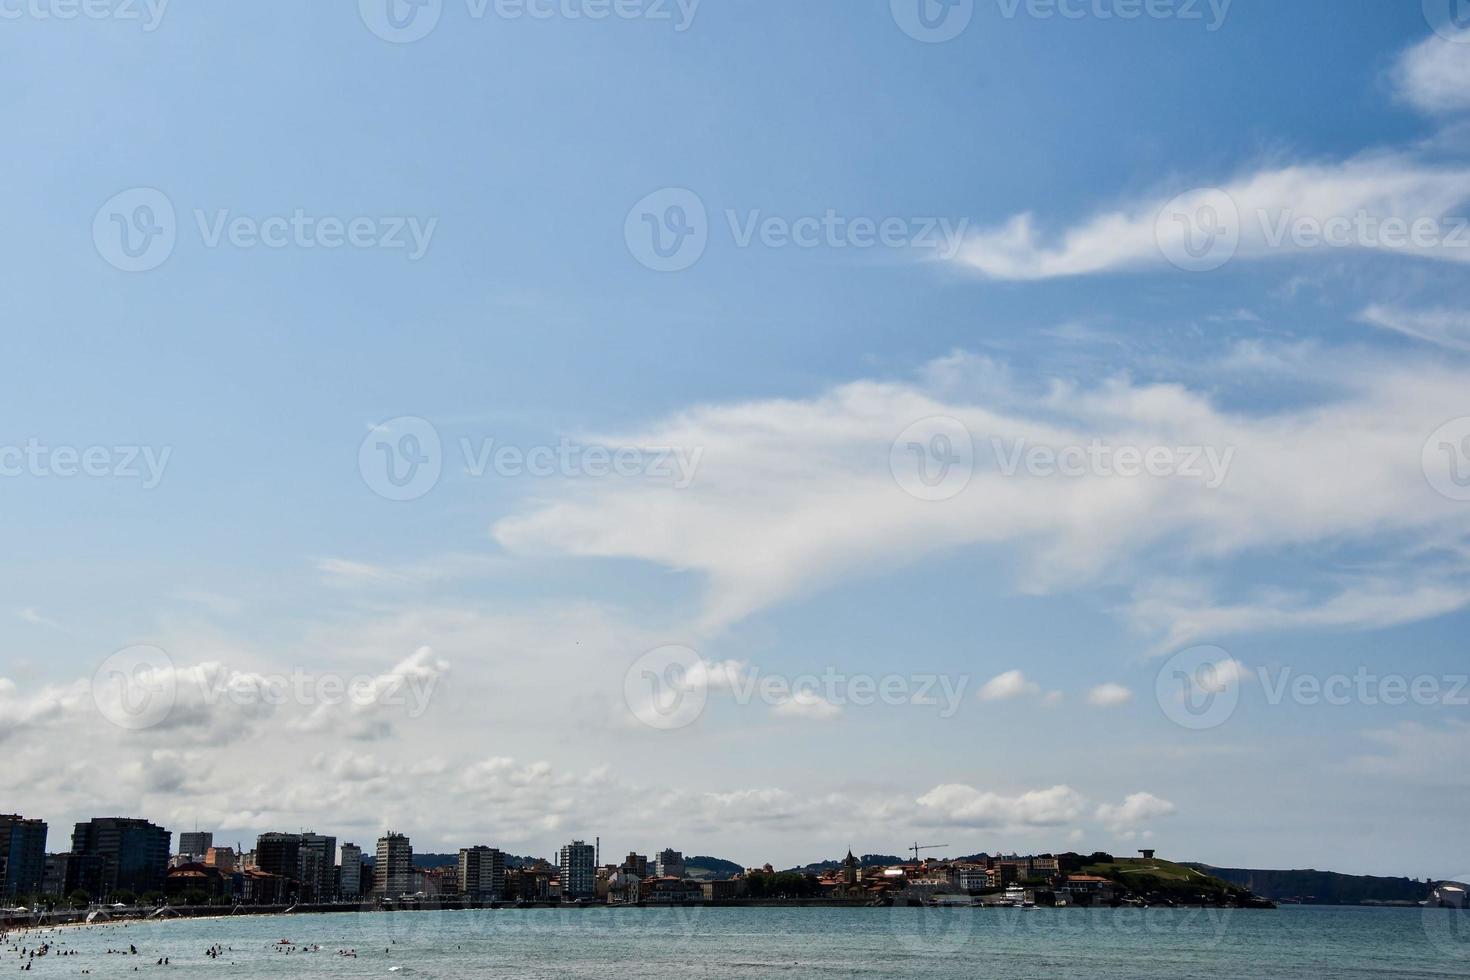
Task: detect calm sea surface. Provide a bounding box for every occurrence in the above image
[10,905,1470,978]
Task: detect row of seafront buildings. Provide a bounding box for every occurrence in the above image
[2,811,1118,909]
[0,812,689,908]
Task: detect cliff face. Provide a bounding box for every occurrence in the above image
[1195,865,1431,905]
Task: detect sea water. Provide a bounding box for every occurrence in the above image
[9,904,1470,978]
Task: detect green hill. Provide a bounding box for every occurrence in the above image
[1081,857,1258,904]
[684,856,743,880]
[1191,865,1430,906]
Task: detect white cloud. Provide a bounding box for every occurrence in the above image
[1096,792,1177,831]
[1395,29,1470,114]
[492,349,1470,648]
[293,646,450,741]
[771,689,842,721]
[951,155,1470,280]
[1131,574,1470,655]
[977,670,1042,702]
[916,784,1088,829]
[1087,683,1133,707]
[1359,304,1470,352]
[16,607,65,631]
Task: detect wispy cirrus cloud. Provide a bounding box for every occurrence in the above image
[1358,304,1470,352]
[492,348,1470,649]
[950,155,1470,281]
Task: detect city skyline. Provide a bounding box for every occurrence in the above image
[3,0,1470,883]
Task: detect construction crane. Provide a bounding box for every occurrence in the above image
[908,842,949,862]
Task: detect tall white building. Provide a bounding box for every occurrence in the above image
[656,848,685,878]
[559,840,596,899]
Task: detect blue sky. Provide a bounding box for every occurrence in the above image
[3,0,1470,879]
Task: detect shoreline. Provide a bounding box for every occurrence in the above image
[6,897,1280,931]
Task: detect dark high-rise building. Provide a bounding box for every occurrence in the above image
[339,843,363,898]
[0,815,47,898]
[43,852,103,898]
[254,833,303,895]
[559,840,596,899]
[457,846,505,901]
[70,817,170,896]
[177,831,213,859]
[375,833,412,897]
[299,833,337,901]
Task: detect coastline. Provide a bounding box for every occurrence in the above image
[5,896,1277,932]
